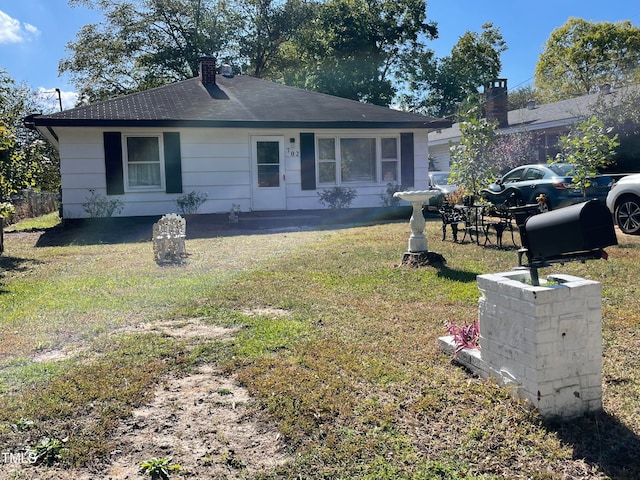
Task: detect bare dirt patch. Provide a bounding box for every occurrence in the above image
[3,319,290,480]
[28,318,234,364]
[102,363,289,479]
[30,346,85,364]
[240,307,291,318]
[118,318,241,340]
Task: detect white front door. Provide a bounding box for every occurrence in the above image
[251,136,286,210]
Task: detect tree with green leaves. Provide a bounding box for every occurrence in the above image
[552,116,619,195]
[449,105,499,195]
[0,71,60,200]
[589,85,640,172]
[238,0,316,79]
[402,22,507,118]
[535,18,640,102]
[62,0,439,107]
[62,0,243,103]
[271,0,438,106]
[507,85,541,111]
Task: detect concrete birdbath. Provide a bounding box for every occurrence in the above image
[393,189,445,266]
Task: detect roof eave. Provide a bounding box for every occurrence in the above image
[31,118,451,130]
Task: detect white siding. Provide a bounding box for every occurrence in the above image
[428,143,452,171]
[413,130,430,190]
[54,126,434,218]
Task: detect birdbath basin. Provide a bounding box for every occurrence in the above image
[393,190,441,253]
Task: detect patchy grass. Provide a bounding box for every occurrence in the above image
[0,216,639,478]
[4,211,61,232]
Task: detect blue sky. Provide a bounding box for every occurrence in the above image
[1,0,639,110]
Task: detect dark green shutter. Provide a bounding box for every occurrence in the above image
[400,132,414,188]
[104,132,124,195]
[300,133,316,191]
[164,132,183,194]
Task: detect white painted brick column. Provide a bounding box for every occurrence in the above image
[476,271,603,419]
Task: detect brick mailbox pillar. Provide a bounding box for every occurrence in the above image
[441,271,603,420]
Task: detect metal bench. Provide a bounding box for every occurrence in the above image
[482,205,517,248]
[438,203,478,243]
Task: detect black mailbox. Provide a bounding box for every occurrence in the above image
[522,200,617,265]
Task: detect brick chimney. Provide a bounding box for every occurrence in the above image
[484,79,508,128]
[200,56,217,85]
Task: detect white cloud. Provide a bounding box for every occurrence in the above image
[0,10,22,43]
[58,90,78,110]
[0,10,40,44]
[37,88,78,112]
[24,23,40,37]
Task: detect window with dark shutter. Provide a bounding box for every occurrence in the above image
[104,131,183,195]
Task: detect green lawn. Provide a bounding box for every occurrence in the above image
[1,214,639,478]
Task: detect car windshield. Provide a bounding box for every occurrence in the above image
[431,173,451,185]
[548,163,574,176]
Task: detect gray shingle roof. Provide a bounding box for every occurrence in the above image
[506,93,598,128]
[31,75,450,130]
[429,89,630,143]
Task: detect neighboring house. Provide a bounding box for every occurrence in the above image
[428,79,622,171]
[26,57,450,219]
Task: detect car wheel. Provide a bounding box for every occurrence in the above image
[614,195,640,235]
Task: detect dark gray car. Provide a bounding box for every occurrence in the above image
[480,163,613,210]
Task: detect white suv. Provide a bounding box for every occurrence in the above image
[606,173,640,234]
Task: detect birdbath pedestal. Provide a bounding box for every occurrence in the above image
[393,189,442,265]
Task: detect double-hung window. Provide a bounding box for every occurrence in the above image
[318,138,337,183]
[124,135,163,190]
[340,138,376,183]
[317,136,398,185]
[381,137,398,182]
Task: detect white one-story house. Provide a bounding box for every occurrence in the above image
[27,57,450,219]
